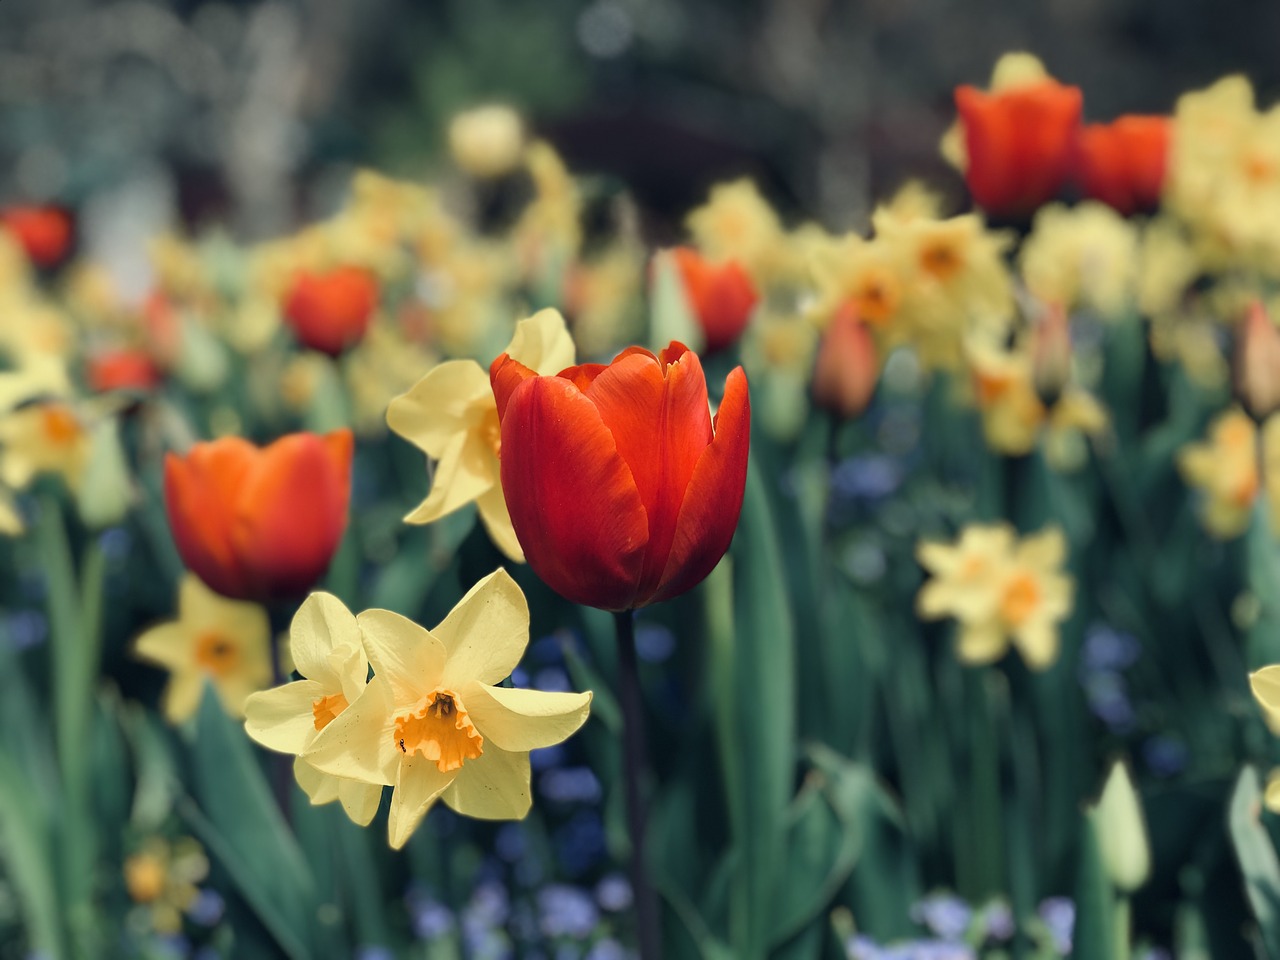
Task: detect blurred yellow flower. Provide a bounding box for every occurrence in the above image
[124,837,209,935]
[0,400,94,493]
[917,523,1074,670]
[134,573,272,723]
[1176,408,1261,538]
[386,308,575,561]
[244,592,384,827]
[448,104,526,179]
[304,569,592,849]
[1020,202,1138,319]
[686,178,787,284]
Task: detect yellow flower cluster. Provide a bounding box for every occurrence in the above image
[1176,408,1280,539]
[916,523,1074,670]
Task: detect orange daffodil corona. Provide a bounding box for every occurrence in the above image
[386,308,575,561]
[245,569,591,848]
[916,523,1074,670]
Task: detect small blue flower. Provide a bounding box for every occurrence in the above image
[1143,735,1188,778]
[496,823,527,862]
[1038,897,1075,954]
[185,888,225,927]
[1081,624,1141,672]
[540,767,603,804]
[534,667,572,693]
[405,888,454,941]
[531,743,567,771]
[911,893,972,941]
[355,947,395,960]
[585,938,630,960]
[634,621,676,663]
[594,873,632,912]
[538,884,599,939]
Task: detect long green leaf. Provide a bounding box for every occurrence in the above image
[1229,766,1280,958]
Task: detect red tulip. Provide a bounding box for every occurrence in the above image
[491,342,750,611]
[165,430,353,602]
[282,267,379,357]
[955,80,1083,219]
[1075,116,1170,216]
[671,247,759,353]
[812,302,878,420]
[2,205,73,268]
[87,349,162,393]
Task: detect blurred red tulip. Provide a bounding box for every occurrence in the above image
[812,303,878,420]
[282,267,378,356]
[1075,116,1171,216]
[87,349,162,393]
[2,205,73,268]
[491,342,750,611]
[165,430,353,601]
[671,247,759,353]
[955,81,1083,219]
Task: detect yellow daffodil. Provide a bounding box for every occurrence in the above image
[1177,408,1261,538]
[0,399,94,492]
[0,487,22,536]
[1247,668,1280,811]
[124,837,209,935]
[917,523,1073,670]
[134,573,272,723]
[685,178,787,284]
[303,569,592,849]
[244,593,384,826]
[1019,202,1139,320]
[515,141,582,273]
[386,308,575,561]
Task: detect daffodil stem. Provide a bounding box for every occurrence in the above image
[613,609,662,960]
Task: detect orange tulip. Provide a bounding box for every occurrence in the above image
[955,80,1082,219]
[282,267,379,357]
[671,247,759,353]
[164,430,353,602]
[1,205,73,268]
[87,349,162,393]
[491,342,750,611]
[812,303,878,420]
[1075,116,1170,216]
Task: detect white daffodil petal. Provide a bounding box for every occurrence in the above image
[441,743,531,820]
[435,569,530,688]
[244,680,327,755]
[464,683,591,752]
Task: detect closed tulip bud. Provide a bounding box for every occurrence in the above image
[1235,300,1280,422]
[164,430,353,602]
[671,247,759,354]
[491,342,750,611]
[1090,760,1151,893]
[1031,304,1073,409]
[955,78,1082,219]
[86,348,162,393]
[1,204,73,268]
[1075,115,1171,216]
[282,267,379,357]
[811,303,878,420]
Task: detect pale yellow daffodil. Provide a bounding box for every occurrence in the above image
[134,573,272,723]
[303,569,592,849]
[244,593,383,826]
[386,308,575,561]
[1177,408,1260,539]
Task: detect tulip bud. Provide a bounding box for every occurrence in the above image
[164,430,353,602]
[811,302,878,420]
[448,105,526,179]
[1089,759,1151,894]
[1031,304,1073,409]
[671,247,759,354]
[1235,300,1280,422]
[282,267,379,357]
[86,349,162,393]
[1,205,73,268]
[77,419,132,529]
[1075,116,1171,216]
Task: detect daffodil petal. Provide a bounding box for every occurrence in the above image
[1266,770,1280,815]
[163,672,207,724]
[505,308,576,375]
[955,621,1008,666]
[293,756,340,805]
[441,744,531,820]
[289,592,363,686]
[435,569,530,688]
[338,778,384,827]
[403,431,496,525]
[134,624,194,670]
[1252,666,1280,714]
[386,359,491,457]
[180,573,269,641]
[355,610,446,706]
[305,675,399,785]
[463,683,591,752]
[244,679,327,754]
[475,483,524,562]
[388,756,453,850]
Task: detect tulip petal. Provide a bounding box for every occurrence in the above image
[244,679,327,755]
[464,683,591,752]
[648,365,750,605]
[231,430,352,600]
[288,592,362,686]
[441,744,531,820]
[305,675,400,785]
[585,346,713,599]
[388,756,454,849]
[475,483,524,562]
[490,355,538,421]
[356,610,447,706]
[435,569,530,688]
[499,375,648,610]
[164,441,256,599]
[386,360,492,457]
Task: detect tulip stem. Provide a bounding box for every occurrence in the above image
[613,609,662,960]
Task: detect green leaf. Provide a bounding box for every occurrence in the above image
[1073,813,1118,960]
[649,250,702,353]
[0,749,63,958]
[185,685,318,959]
[1229,766,1280,958]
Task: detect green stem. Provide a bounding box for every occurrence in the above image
[613,609,662,960]
[1114,895,1131,960]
